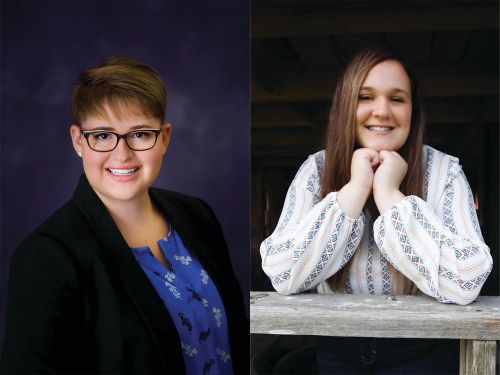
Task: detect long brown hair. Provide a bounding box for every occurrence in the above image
[322,48,425,295]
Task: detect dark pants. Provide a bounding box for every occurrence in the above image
[316,337,459,374]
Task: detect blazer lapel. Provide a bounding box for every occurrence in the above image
[72,175,184,373]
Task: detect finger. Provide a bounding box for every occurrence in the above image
[379,150,391,162]
[391,151,402,159]
[370,153,380,167]
[364,148,380,161]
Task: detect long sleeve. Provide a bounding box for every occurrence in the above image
[260,152,365,295]
[373,150,492,305]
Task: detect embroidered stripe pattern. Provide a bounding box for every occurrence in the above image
[366,223,375,294]
[264,238,293,256]
[297,213,346,292]
[306,153,324,200]
[443,183,458,234]
[271,268,291,286]
[293,201,335,261]
[460,269,492,291]
[277,186,296,231]
[380,253,391,295]
[454,246,481,261]
[423,147,433,200]
[408,197,447,248]
[390,208,438,297]
[443,158,460,234]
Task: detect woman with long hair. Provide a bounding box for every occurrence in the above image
[1,57,247,375]
[260,48,492,373]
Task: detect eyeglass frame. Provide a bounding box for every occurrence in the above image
[80,128,162,152]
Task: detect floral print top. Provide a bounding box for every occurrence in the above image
[131,226,233,375]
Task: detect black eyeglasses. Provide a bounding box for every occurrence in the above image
[80,129,162,152]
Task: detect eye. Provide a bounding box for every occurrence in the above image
[358,95,372,101]
[391,97,405,103]
[91,132,113,142]
[131,131,153,140]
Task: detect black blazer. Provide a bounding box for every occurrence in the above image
[1,176,248,374]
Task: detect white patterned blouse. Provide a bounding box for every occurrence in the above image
[260,145,492,305]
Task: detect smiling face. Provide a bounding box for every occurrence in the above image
[70,102,171,208]
[355,59,412,152]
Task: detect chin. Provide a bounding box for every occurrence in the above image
[364,139,407,152]
[95,183,150,204]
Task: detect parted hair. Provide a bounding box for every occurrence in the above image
[323,48,425,295]
[72,56,167,125]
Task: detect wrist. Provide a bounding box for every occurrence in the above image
[337,181,371,219]
[348,179,372,199]
[373,188,405,214]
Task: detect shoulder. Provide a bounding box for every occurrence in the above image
[423,145,462,178]
[11,199,85,268]
[14,197,87,253]
[294,150,325,180]
[423,144,458,164]
[422,145,464,203]
[290,150,325,194]
[10,215,82,290]
[301,150,325,173]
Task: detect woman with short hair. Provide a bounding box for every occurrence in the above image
[1,56,247,375]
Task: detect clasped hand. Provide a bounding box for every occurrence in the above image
[336,148,407,217]
[351,148,407,195]
[350,148,407,214]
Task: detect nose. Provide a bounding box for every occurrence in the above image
[112,137,134,161]
[372,98,391,119]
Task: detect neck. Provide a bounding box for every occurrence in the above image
[97,191,155,228]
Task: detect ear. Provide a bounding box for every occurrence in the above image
[160,123,172,155]
[70,125,84,155]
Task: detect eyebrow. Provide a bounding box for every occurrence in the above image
[360,86,410,95]
[84,125,159,131]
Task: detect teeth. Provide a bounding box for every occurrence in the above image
[368,126,392,131]
[108,168,138,176]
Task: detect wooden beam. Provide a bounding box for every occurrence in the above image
[252,5,498,38]
[250,292,500,340]
[252,65,498,102]
[252,127,315,146]
[252,105,314,128]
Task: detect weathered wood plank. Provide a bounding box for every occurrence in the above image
[459,340,496,375]
[250,292,500,340]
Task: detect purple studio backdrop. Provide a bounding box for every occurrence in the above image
[0,1,250,347]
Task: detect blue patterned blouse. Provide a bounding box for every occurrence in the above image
[130,227,233,375]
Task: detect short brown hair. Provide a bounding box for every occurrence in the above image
[72,56,167,125]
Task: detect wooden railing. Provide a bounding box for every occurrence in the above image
[250,292,500,374]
